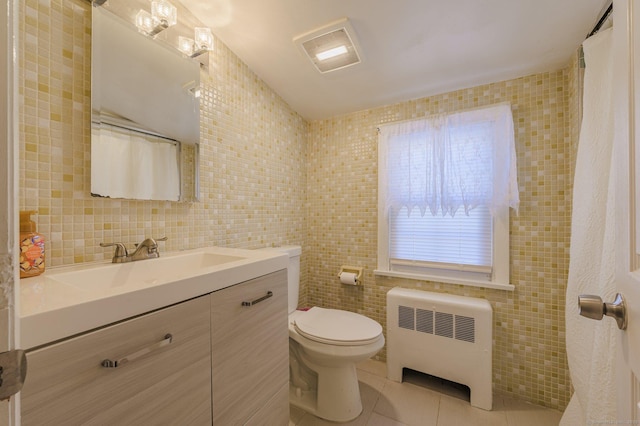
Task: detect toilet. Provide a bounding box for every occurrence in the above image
[264,246,385,422]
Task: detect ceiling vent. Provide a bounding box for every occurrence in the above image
[294,18,362,73]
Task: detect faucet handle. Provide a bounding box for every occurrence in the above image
[149,236,167,257]
[134,237,167,247]
[153,236,168,256]
[136,237,168,245]
[100,242,128,259]
[136,237,167,256]
[148,237,167,254]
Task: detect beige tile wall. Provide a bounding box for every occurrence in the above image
[17,0,308,297]
[306,71,575,410]
[19,0,579,414]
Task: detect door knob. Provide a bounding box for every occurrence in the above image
[578,293,627,330]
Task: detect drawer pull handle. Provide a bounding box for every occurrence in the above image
[241,291,273,307]
[101,334,173,369]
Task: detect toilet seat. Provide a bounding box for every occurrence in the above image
[293,307,383,346]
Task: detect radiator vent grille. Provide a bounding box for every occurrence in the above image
[455,315,475,343]
[398,305,414,330]
[416,309,434,334]
[397,306,476,343]
[435,312,453,338]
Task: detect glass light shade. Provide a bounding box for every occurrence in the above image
[151,0,177,27]
[194,28,213,51]
[178,36,195,56]
[135,10,155,34]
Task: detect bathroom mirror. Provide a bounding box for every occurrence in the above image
[91,5,200,202]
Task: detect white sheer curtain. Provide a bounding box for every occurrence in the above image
[378,103,519,217]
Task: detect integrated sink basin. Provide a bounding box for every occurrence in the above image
[20,246,289,349]
[51,252,246,292]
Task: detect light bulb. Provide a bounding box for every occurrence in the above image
[135,10,155,35]
[194,28,213,51]
[178,36,195,56]
[316,45,348,61]
[151,0,177,28]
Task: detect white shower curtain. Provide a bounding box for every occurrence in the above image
[561,27,616,425]
[91,124,181,201]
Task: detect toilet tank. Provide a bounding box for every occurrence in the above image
[260,245,301,314]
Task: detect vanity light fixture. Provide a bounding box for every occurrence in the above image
[182,80,202,99]
[135,0,177,37]
[178,27,214,58]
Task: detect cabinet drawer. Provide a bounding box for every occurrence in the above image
[211,270,288,425]
[21,295,212,425]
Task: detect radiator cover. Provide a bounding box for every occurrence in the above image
[386,287,493,410]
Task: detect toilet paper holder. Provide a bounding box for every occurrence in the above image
[338,266,363,285]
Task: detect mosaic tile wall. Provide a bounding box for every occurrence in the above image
[18,0,581,413]
[17,0,309,298]
[306,70,575,410]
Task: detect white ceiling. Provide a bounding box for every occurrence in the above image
[182,0,611,120]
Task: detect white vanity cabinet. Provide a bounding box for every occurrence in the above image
[20,295,212,425]
[211,269,289,425]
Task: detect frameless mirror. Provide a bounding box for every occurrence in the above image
[91,5,200,202]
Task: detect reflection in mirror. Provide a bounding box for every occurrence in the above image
[91,5,200,202]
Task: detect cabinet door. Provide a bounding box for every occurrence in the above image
[211,270,289,425]
[21,296,212,425]
[245,383,290,426]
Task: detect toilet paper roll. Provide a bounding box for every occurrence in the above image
[339,272,358,285]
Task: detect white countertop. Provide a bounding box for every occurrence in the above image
[20,246,288,349]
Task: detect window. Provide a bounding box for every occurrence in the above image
[376,104,518,289]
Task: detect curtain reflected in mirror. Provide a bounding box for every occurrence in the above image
[91,4,200,202]
[91,123,181,201]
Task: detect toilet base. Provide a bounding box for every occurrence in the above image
[289,363,363,422]
[287,309,385,422]
[289,384,317,416]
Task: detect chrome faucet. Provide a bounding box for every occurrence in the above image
[100,237,168,263]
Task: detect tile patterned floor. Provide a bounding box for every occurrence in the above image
[289,360,563,426]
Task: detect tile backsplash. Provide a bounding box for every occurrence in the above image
[19,0,578,412]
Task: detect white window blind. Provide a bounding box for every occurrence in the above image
[389,205,492,272]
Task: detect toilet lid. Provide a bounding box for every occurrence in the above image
[293,307,382,346]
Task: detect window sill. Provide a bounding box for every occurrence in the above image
[373,269,515,291]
